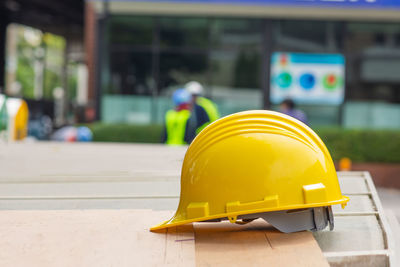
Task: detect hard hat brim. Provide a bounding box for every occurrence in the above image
[150,196,349,231]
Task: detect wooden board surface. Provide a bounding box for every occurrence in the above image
[194,220,328,267]
[0,142,187,183]
[0,210,194,267]
[0,209,328,267]
[0,143,395,266]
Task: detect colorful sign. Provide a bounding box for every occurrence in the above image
[270,53,345,105]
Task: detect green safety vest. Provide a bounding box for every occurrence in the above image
[196,97,220,134]
[165,109,191,145]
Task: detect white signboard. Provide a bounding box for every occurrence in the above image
[270,53,345,105]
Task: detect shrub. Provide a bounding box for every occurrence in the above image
[88,123,163,143]
[87,123,400,163]
[316,128,400,163]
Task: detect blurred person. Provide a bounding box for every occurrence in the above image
[162,89,196,145]
[185,81,220,134]
[279,98,308,125]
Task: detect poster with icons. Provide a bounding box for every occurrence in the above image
[270,53,345,105]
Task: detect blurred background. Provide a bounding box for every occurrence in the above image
[0,1,399,198]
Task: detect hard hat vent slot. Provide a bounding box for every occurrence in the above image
[303,183,327,204]
[186,202,209,219]
[226,195,279,213]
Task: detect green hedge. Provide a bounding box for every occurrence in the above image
[87,123,400,163]
[88,123,163,143]
[316,128,400,163]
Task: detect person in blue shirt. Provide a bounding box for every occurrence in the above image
[279,98,308,125]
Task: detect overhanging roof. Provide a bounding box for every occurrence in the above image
[1,0,84,38]
[90,0,400,22]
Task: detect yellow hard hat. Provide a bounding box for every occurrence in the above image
[151,110,349,233]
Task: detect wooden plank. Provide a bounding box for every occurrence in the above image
[337,176,369,194]
[165,225,196,266]
[314,216,385,252]
[194,219,329,267]
[0,143,186,183]
[385,210,400,267]
[315,172,394,266]
[331,195,375,213]
[0,210,195,267]
[0,197,180,211]
[363,172,396,267]
[0,144,396,266]
[0,208,329,267]
[324,251,389,267]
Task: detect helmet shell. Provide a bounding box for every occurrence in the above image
[185,81,204,96]
[151,110,349,231]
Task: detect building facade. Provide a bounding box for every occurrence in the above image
[89,0,400,128]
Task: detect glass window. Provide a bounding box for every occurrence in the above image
[209,48,262,115]
[210,49,261,89]
[108,16,154,46]
[159,17,209,48]
[208,18,263,113]
[103,16,265,122]
[109,51,154,95]
[159,51,209,94]
[345,22,400,102]
[210,19,263,50]
[275,20,329,52]
[345,22,400,53]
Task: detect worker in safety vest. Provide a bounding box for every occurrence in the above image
[185,81,219,134]
[162,88,196,145]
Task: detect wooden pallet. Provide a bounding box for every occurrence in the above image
[318,171,396,267]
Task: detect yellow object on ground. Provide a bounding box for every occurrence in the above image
[339,157,352,171]
[197,96,219,122]
[165,109,190,145]
[195,97,220,134]
[151,110,349,231]
[0,95,29,141]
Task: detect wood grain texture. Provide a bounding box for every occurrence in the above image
[0,143,392,266]
[0,142,186,183]
[194,219,329,267]
[0,210,195,267]
[0,209,328,267]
